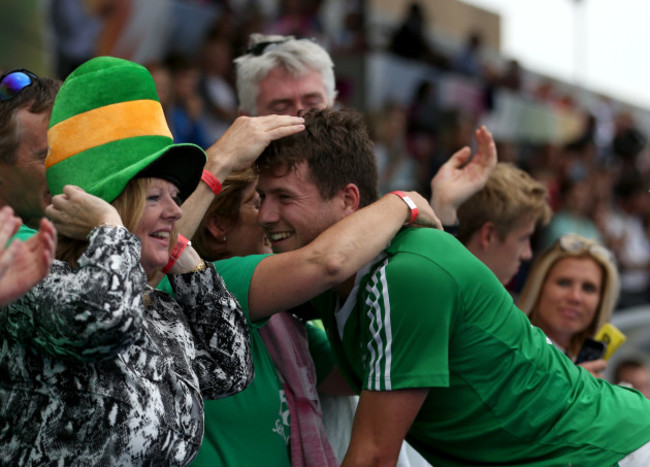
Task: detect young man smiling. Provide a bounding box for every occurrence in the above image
[254,107,650,467]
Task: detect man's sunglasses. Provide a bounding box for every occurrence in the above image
[0,69,38,102]
[244,37,317,56]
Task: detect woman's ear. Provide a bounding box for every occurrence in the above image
[205,214,228,243]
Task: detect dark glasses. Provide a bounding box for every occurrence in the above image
[243,37,317,56]
[558,234,615,263]
[0,69,38,102]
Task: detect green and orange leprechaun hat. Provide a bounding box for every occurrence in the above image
[46,56,206,203]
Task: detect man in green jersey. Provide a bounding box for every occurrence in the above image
[254,107,650,466]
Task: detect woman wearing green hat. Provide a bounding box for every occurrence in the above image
[0,57,260,465]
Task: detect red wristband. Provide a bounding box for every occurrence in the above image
[201,170,222,196]
[389,191,419,225]
[162,234,190,274]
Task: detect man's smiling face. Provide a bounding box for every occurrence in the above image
[256,161,343,253]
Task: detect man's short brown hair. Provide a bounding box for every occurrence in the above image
[255,107,379,208]
[0,75,60,164]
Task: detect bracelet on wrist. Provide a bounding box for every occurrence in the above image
[201,170,222,196]
[190,260,209,272]
[162,234,191,274]
[389,191,419,225]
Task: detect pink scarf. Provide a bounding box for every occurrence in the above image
[259,312,339,467]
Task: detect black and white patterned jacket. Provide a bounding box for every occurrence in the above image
[0,226,253,466]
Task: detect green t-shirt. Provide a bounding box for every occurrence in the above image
[305,320,335,386]
[7,224,37,245]
[315,228,650,466]
[159,254,291,467]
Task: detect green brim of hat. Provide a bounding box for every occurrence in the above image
[46,135,206,203]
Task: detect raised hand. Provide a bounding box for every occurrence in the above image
[0,212,57,306]
[429,125,497,225]
[45,185,123,240]
[204,115,305,177]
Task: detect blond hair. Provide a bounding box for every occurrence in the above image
[56,179,150,267]
[518,234,620,356]
[457,163,552,244]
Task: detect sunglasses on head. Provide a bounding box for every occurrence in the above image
[558,234,614,263]
[0,69,38,102]
[243,37,317,56]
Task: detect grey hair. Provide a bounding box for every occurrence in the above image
[234,33,337,115]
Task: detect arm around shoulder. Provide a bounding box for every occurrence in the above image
[247,191,440,320]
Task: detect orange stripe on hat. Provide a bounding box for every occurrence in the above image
[46,99,172,169]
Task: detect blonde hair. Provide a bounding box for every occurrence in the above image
[457,163,552,244]
[518,234,620,356]
[56,179,151,267]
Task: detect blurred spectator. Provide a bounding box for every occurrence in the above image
[198,32,238,140]
[323,0,368,55]
[563,112,599,182]
[498,59,522,92]
[388,2,448,69]
[369,102,418,194]
[267,0,323,40]
[96,0,173,65]
[165,53,211,148]
[453,30,484,78]
[612,111,647,177]
[406,80,439,193]
[425,108,476,197]
[542,177,603,248]
[148,62,173,114]
[407,80,439,136]
[614,359,650,398]
[47,0,103,79]
[604,174,650,309]
[525,143,567,212]
[591,95,617,160]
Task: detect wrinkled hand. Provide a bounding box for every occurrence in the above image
[578,359,607,379]
[0,210,57,306]
[205,115,305,174]
[430,125,497,225]
[402,191,442,230]
[46,185,123,240]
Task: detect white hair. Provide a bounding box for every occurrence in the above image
[234,33,337,115]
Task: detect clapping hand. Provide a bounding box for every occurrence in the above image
[0,207,56,306]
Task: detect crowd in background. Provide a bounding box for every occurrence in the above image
[4,1,650,463]
[40,0,650,309]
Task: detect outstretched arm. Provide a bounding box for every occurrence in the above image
[430,125,497,226]
[247,191,441,320]
[343,388,429,466]
[177,115,305,239]
[0,207,57,307]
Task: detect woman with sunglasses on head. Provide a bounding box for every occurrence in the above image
[518,234,620,378]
